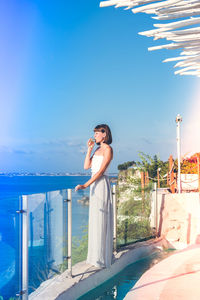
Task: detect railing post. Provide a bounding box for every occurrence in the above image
[112,185,117,252]
[154,183,158,236]
[17,196,28,300]
[22,195,28,300]
[141,171,145,213]
[176,114,182,194]
[67,189,72,277]
[62,190,68,272]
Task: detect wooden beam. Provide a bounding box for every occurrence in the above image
[197,153,200,192]
[169,155,175,193]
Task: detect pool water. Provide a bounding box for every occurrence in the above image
[78,249,175,300]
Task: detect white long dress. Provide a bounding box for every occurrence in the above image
[86,155,113,268]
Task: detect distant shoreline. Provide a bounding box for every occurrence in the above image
[0,173,118,177]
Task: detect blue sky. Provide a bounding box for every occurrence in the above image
[0,0,197,173]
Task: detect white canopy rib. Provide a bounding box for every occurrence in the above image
[154,10,200,20]
[100,0,200,76]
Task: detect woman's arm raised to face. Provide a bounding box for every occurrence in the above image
[84,139,95,170]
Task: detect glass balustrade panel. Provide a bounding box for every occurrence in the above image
[71,189,89,266]
[0,197,20,300]
[27,189,68,295]
[116,183,155,248]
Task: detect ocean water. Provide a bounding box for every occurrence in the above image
[0,175,91,299]
[0,175,91,231]
[0,175,91,202]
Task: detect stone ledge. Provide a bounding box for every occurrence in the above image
[124,244,200,300]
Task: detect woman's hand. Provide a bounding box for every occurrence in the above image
[75,184,86,191]
[87,138,95,150]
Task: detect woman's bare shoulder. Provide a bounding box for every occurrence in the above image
[108,144,113,150]
[103,145,113,157]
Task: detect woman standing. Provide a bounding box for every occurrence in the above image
[75,124,113,268]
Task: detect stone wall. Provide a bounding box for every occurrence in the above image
[154,192,200,247]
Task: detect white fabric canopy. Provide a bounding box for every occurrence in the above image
[100,0,200,76]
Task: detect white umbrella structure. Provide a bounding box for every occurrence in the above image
[100,0,200,77]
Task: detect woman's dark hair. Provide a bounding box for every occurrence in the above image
[94,124,112,145]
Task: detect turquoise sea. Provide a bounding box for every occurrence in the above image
[0,175,91,299]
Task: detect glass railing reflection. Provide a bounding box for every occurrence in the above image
[0,198,20,300]
[71,189,89,266]
[27,190,68,295]
[17,187,91,297]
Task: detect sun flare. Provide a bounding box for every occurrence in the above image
[182,80,200,157]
